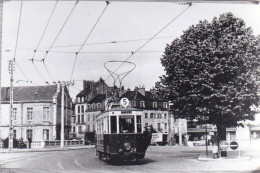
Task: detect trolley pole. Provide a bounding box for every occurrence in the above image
[59,81,74,149]
[8,59,15,151]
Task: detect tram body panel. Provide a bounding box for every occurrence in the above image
[97,133,150,160]
[95,107,152,161]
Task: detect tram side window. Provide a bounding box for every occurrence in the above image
[111,116,117,133]
[137,116,142,133]
[119,116,134,133]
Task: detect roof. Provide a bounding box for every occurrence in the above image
[1,85,57,102]
[88,94,106,104]
[120,91,147,100]
[76,88,91,97]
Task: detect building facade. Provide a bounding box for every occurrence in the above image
[73,78,171,138]
[0,85,73,142]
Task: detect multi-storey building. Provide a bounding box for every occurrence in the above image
[73,78,171,139]
[0,85,73,142]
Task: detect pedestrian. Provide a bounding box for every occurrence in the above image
[27,137,32,148]
[210,132,219,159]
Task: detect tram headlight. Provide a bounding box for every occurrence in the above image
[124,142,131,151]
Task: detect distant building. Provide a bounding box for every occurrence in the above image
[73,78,171,139]
[74,78,112,138]
[0,85,73,142]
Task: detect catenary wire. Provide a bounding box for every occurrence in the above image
[70,1,110,81]
[30,0,59,62]
[37,35,176,49]
[15,61,30,82]
[105,3,192,82]
[41,0,79,62]
[13,0,23,61]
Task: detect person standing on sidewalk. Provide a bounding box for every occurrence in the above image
[210,132,219,159]
[27,137,32,149]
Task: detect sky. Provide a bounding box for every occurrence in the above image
[1,1,260,99]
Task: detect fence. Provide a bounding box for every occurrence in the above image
[31,140,84,149]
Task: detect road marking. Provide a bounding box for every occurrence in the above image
[58,161,64,169]
[75,159,85,169]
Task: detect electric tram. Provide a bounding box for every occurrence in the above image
[96,98,152,162]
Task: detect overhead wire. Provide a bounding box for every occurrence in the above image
[30,0,59,62]
[41,0,79,62]
[38,0,79,84]
[37,35,176,49]
[13,0,23,61]
[24,49,164,54]
[105,3,192,82]
[69,1,110,81]
[29,0,59,84]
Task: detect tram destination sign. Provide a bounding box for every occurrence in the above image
[121,111,132,114]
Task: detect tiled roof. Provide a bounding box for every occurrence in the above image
[120,91,152,101]
[76,88,91,97]
[1,85,57,102]
[88,94,106,104]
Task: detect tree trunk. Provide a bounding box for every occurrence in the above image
[216,123,226,141]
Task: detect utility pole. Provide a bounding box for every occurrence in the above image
[8,59,15,151]
[59,81,74,149]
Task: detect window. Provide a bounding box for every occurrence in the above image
[13,130,16,139]
[164,114,167,119]
[137,116,142,133]
[43,107,50,121]
[73,117,76,123]
[119,115,135,133]
[140,101,145,108]
[77,105,80,113]
[163,102,168,109]
[81,105,84,113]
[27,108,33,121]
[77,97,80,103]
[13,108,17,121]
[150,113,154,119]
[73,127,76,132]
[97,103,101,110]
[77,115,80,123]
[88,104,91,110]
[145,123,148,127]
[26,129,33,139]
[43,129,49,140]
[165,123,167,131]
[157,123,161,132]
[145,113,148,119]
[158,113,162,119]
[110,116,117,133]
[87,125,90,132]
[81,115,84,123]
[93,115,95,122]
[153,102,157,108]
[93,125,95,132]
[78,126,82,133]
[88,115,90,121]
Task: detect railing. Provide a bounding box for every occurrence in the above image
[31,140,84,148]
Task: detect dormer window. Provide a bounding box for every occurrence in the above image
[140,101,145,108]
[77,97,81,103]
[153,102,157,108]
[163,102,168,109]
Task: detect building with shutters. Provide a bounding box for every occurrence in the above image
[0,85,73,143]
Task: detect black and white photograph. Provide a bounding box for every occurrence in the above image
[0,0,260,172]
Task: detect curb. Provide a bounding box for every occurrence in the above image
[197,152,251,161]
[0,145,95,153]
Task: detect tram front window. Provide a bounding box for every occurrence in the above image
[119,116,134,133]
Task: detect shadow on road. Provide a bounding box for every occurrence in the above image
[105,158,155,166]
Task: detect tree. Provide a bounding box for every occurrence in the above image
[159,12,260,140]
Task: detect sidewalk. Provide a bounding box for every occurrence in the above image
[0,145,94,153]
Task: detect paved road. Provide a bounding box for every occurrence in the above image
[0,146,260,172]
